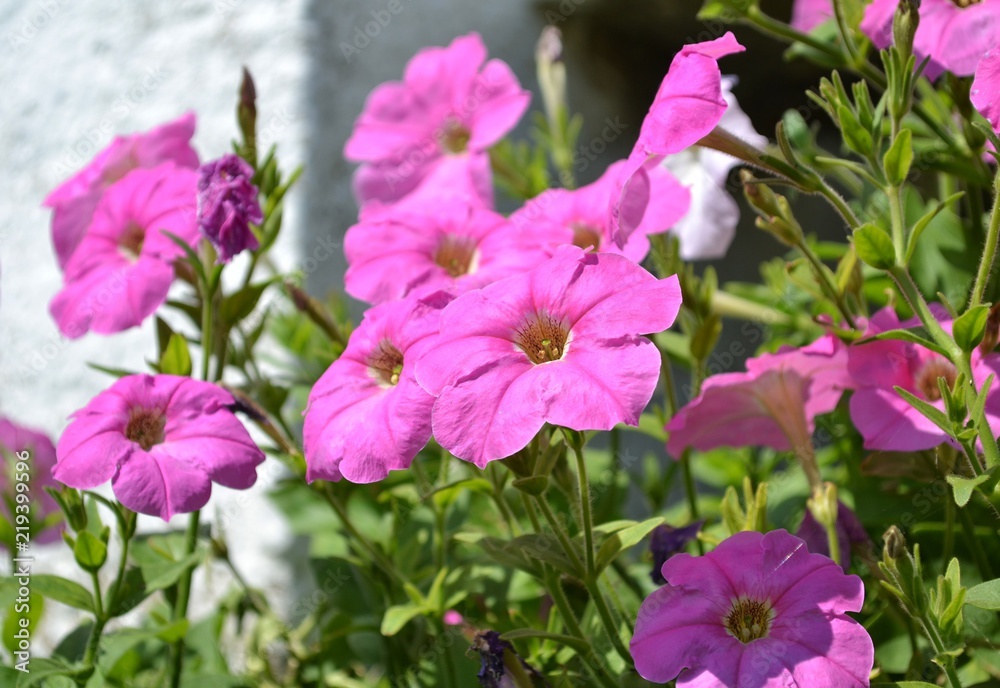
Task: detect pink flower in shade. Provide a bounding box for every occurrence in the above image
[344,199,552,305]
[847,307,1000,451]
[415,246,682,467]
[661,77,768,261]
[631,529,873,687]
[49,163,200,338]
[353,150,495,210]
[973,48,1000,134]
[666,333,852,459]
[790,0,832,33]
[197,154,263,263]
[303,295,447,483]
[44,113,199,269]
[612,33,746,246]
[53,374,264,521]
[344,33,529,206]
[0,418,63,546]
[443,610,465,626]
[861,0,1000,79]
[509,160,690,263]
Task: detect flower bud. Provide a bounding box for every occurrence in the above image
[882,525,907,561]
[535,26,566,134]
[893,0,920,60]
[197,154,264,264]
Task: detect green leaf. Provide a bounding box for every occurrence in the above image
[946,474,990,507]
[894,386,951,433]
[73,529,109,573]
[883,128,913,185]
[221,281,272,326]
[380,603,424,636]
[15,657,76,687]
[4,593,43,657]
[854,223,896,270]
[86,363,139,379]
[690,313,723,362]
[953,305,991,352]
[904,191,965,266]
[131,536,204,592]
[30,574,94,612]
[159,333,192,377]
[838,104,873,156]
[965,578,1000,610]
[595,517,665,572]
[857,327,951,357]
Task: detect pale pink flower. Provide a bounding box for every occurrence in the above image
[415,246,681,467]
[44,113,199,268]
[49,163,200,338]
[631,529,873,687]
[303,294,447,483]
[973,47,1000,134]
[53,375,264,521]
[344,33,529,206]
[0,417,62,545]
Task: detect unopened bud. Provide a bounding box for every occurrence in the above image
[893,0,920,59]
[883,525,907,560]
[807,482,839,529]
[536,26,567,135]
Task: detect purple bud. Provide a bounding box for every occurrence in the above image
[650,521,703,585]
[197,154,263,263]
[471,630,547,688]
[796,500,869,570]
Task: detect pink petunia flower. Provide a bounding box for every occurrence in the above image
[415,246,682,467]
[44,113,199,268]
[303,294,446,483]
[790,0,833,33]
[509,160,690,263]
[612,33,747,246]
[661,76,768,260]
[631,529,874,687]
[197,154,263,263]
[0,417,63,546]
[847,306,1000,451]
[344,33,530,207]
[861,0,1000,79]
[49,163,200,338]
[666,333,852,460]
[53,374,264,521]
[973,47,1000,134]
[344,199,552,305]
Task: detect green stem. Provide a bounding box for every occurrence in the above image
[200,285,214,382]
[888,185,907,265]
[744,7,842,61]
[321,485,410,587]
[830,0,859,61]
[583,578,633,666]
[824,521,841,568]
[533,495,585,576]
[958,505,995,581]
[943,497,955,566]
[543,570,619,688]
[816,178,862,232]
[168,510,201,688]
[439,622,459,688]
[970,169,1000,307]
[566,432,595,577]
[797,239,858,328]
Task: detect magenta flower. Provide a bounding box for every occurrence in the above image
[667,333,852,458]
[847,307,1000,451]
[790,0,832,32]
[303,295,446,483]
[344,199,551,305]
[53,374,264,521]
[49,163,200,338]
[44,113,199,269]
[509,160,690,263]
[973,47,1000,134]
[353,149,495,210]
[344,33,529,206]
[197,154,263,263]
[415,246,681,466]
[861,0,1000,79]
[631,529,873,686]
[613,33,746,246]
[0,417,62,546]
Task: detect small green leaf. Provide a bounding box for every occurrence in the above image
[511,476,549,496]
[945,474,989,507]
[380,603,424,636]
[894,386,952,433]
[30,574,94,612]
[73,530,108,572]
[857,327,951,358]
[221,281,272,326]
[854,223,896,270]
[159,333,192,377]
[965,578,1000,610]
[953,305,990,352]
[883,128,913,185]
[838,104,873,156]
[595,517,665,573]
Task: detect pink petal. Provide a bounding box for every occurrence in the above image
[465,59,531,149]
[849,388,947,450]
[112,449,211,521]
[973,48,1000,132]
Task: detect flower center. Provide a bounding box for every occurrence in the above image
[125,407,166,451]
[368,340,404,386]
[915,358,958,401]
[434,234,479,278]
[438,120,471,154]
[119,222,145,260]
[571,222,603,251]
[951,0,982,7]
[724,596,775,644]
[515,314,569,364]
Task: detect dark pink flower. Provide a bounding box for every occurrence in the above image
[973,47,1000,133]
[0,417,62,546]
[631,529,873,686]
[509,160,690,263]
[861,0,1000,79]
[847,307,1000,451]
[303,295,446,483]
[666,333,852,457]
[44,113,199,268]
[53,374,264,521]
[49,163,200,338]
[344,33,529,206]
[197,154,263,263]
[613,33,746,246]
[415,246,681,467]
[344,199,552,305]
